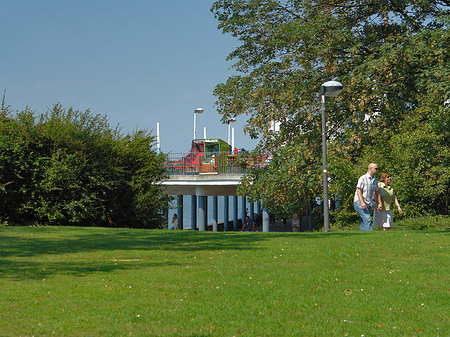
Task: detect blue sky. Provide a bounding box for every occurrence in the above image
[1,0,259,153]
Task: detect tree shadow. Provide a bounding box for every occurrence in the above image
[0,226,365,280]
[0,258,180,281]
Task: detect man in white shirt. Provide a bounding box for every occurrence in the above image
[354,163,382,230]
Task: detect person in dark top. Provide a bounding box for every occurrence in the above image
[241,215,255,232]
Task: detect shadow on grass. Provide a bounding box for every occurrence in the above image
[0,257,182,281]
[0,226,363,280]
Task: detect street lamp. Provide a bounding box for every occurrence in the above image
[226,118,236,152]
[193,108,204,140]
[320,80,343,232]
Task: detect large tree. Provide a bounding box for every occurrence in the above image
[211,0,450,221]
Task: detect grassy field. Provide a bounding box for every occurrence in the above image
[1,226,449,336]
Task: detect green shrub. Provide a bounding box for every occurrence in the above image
[396,215,450,231]
[0,103,169,228]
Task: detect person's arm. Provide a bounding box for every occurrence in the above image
[357,188,366,210]
[375,189,382,211]
[393,195,402,214]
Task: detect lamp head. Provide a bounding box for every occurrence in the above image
[195,108,204,114]
[320,81,343,97]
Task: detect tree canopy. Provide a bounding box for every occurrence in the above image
[211,0,450,222]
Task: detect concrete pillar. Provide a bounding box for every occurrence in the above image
[263,207,270,232]
[198,195,207,231]
[212,196,218,232]
[205,196,208,228]
[167,199,171,229]
[177,195,183,229]
[232,196,238,231]
[223,196,229,231]
[248,201,254,221]
[190,195,197,230]
[255,201,261,216]
[240,196,246,227]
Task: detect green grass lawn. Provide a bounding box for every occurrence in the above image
[1,226,449,336]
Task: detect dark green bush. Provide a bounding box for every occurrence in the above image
[0,103,169,228]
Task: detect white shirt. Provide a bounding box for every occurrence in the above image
[354,173,380,206]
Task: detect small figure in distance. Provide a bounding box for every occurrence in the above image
[171,213,179,230]
[292,214,300,232]
[241,215,255,232]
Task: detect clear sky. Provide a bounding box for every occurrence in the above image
[1,0,259,153]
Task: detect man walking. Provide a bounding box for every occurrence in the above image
[354,163,382,231]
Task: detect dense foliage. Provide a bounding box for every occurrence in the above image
[211,0,450,224]
[0,101,169,228]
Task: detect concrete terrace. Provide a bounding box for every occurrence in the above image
[162,173,243,196]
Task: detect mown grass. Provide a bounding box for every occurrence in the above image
[1,226,449,336]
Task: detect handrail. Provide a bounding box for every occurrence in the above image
[164,152,270,175]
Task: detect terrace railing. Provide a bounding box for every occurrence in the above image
[164,152,270,175]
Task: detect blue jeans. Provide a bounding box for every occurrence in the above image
[354,201,373,231]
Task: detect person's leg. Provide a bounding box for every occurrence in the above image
[384,211,393,230]
[354,201,372,231]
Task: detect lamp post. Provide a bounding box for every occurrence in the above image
[226,118,236,152]
[320,80,343,232]
[193,108,204,140]
[156,122,160,154]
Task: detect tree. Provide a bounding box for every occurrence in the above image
[211,0,450,221]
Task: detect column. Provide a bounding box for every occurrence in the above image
[212,196,218,232]
[240,196,246,227]
[177,195,183,229]
[248,201,254,221]
[232,196,238,231]
[255,201,261,217]
[190,195,197,230]
[198,195,207,231]
[223,196,229,231]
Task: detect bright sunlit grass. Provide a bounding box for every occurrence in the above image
[1,226,449,336]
